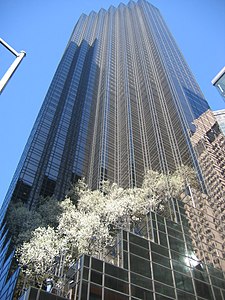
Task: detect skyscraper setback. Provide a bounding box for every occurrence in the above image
[0,0,225,299]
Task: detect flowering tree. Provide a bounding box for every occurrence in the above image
[6,200,43,246]
[17,167,197,288]
[17,226,69,286]
[6,196,63,248]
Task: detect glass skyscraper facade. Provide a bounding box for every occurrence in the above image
[0,0,210,219]
[1,0,225,299]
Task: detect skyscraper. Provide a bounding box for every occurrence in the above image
[0,0,210,218]
[0,0,224,299]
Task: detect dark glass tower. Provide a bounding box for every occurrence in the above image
[2,1,224,299]
[1,0,210,218]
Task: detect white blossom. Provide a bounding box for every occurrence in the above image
[17,226,68,283]
[17,167,197,286]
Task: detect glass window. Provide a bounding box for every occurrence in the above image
[91,257,103,272]
[167,227,183,240]
[194,279,213,300]
[192,265,209,282]
[208,266,225,280]
[123,241,127,251]
[153,263,173,286]
[131,285,153,299]
[172,260,190,275]
[151,242,169,257]
[104,289,129,300]
[130,254,151,278]
[104,276,129,294]
[153,229,158,244]
[83,267,89,280]
[170,250,185,264]
[156,215,164,225]
[105,263,128,281]
[166,220,181,232]
[155,281,175,298]
[155,293,173,300]
[213,287,223,300]
[84,255,90,267]
[129,242,149,259]
[123,251,128,270]
[174,272,194,294]
[152,252,170,268]
[223,290,225,300]
[130,272,152,290]
[176,290,196,300]
[159,231,168,247]
[129,233,149,249]
[91,270,102,285]
[210,276,225,289]
[81,281,88,299]
[90,283,102,300]
[169,236,185,253]
[158,222,165,233]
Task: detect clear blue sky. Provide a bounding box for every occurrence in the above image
[0,0,225,207]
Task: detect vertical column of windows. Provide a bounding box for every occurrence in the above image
[50,41,99,198]
[140,2,196,171]
[45,42,89,182]
[114,9,120,185]
[88,11,109,189]
[106,7,118,185]
[79,12,97,46]
[126,2,149,186]
[132,4,169,174]
[20,44,77,187]
[6,43,79,206]
[71,14,89,46]
[27,42,82,203]
[118,5,137,187]
[117,4,129,187]
[157,10,204,98]
[99,7,114,184]
[147,3,209,120]
[136,4,184,171]
[86,10,106,188]
[148,6,197,124]
[145,3,207,182]
[71,42,98,180]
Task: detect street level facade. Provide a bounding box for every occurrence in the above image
[64,198,225,299]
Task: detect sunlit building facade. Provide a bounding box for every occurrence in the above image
[214,109,225,135]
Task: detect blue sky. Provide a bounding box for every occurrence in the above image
[0,0,225,207]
